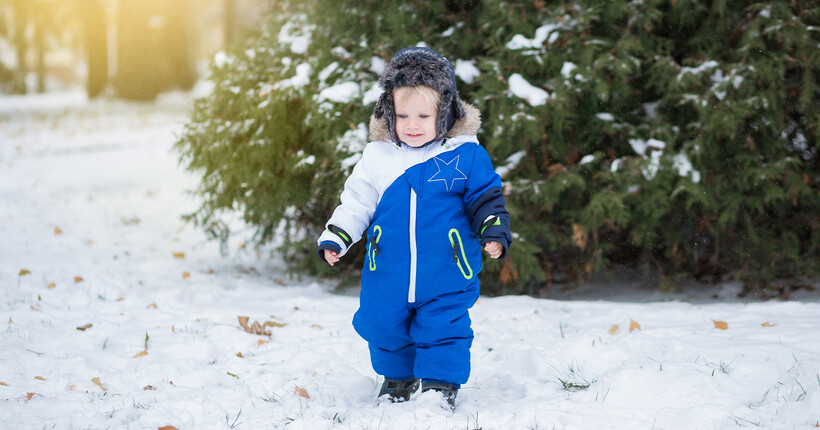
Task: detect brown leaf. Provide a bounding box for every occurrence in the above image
[76,324,93,331]
[236,352,243,358]
[30,304,42,311]
[91,377,106,391]
[608,324,619,335]
[252,321,271,336]
[629,319,641,332]
[19,269,31,276]
[133,350,148,358]
[263,321,287,328]
[182,272,191,279]
[8,316,12,323]
[69,385,76,391]
[294,385,310,399]
[0,382,8,386]
[572,224,587,251]
[238,316,251,333]
[34,376,46,381]
[26,392,36,401]
[146,303,158,309]
[144,385,156,391]
[172,252,185,259]
[257,340,269,346]
[74,276,84,283]
[761,322,776,327]
[47,282,56,289]
[158,426,178,430]
[54,227,63,235]
[713,320,729,330]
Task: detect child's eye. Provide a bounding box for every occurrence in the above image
[419,114,430,119]
[398,114,408,119]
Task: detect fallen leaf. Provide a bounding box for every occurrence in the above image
[252,321,271,336]
[26,392,36,401]
[238,316,251,332]
[91,377,106,391]
[144,385,156,391]
[171,325,176,333]
[629,319,641,332]
[608,324,620,335]
[147,303,158,309]
[294,385,310,399]
[7,316,11,323]
[74,276,84,283]
[158,426,178,430]
[713,320,729,330]
[182,272,190,279]
[47,282,56,289]
[238,316,271,336]
[227,372,238,379]
[311,324,323,329]
[236,352,243,358]
[116,297,125,302]
[133,350,148,358]
[54,227,63,235]
[76,324,93,331]
[761,322,776,327]
[34,376,45,381]
[172,252,185,259]
[30,304,42,311]
[69,385,76,391]
[257,340,269,346]
[264,321,286,328]
[0,382,8,386]
[19,269,31,276]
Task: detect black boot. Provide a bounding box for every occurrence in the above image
[377,377,420,403]
[421,381,458,410]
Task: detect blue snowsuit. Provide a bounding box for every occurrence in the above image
[318,103,511,385]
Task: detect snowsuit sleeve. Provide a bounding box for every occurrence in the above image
[317,145,380,262]
[463,145,512,259]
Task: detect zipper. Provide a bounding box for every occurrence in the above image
[408,189,417,303]
[449,228,474,279]
[367,225,381,271]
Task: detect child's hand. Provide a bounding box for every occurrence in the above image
[324,249,341,266]
[484,241,503,259]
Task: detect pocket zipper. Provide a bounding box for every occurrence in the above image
[448,228,474,279]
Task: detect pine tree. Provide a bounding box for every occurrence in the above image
[176,0,820,294]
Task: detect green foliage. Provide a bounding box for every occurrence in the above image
[177,0,820,294]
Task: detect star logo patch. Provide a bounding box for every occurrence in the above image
[428,155,467,191]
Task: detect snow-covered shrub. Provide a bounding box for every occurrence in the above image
[176,0,820,294]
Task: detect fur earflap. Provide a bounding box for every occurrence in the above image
[373,47,466,144]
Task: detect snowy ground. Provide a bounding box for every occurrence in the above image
[2,89,820,430]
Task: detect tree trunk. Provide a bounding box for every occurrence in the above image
[82,0,108,98]
[12,0,29,94]
[224,0,235,47]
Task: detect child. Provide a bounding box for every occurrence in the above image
[317,47,511,409]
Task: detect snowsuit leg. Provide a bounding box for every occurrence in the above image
[410,288,479,386]
[353,299,417,380]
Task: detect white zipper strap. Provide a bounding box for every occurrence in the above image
[408,188,417,303]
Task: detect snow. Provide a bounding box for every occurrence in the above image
[2,89,820,429]
[506,23,561,50]
[508,74,550,107]
[454,60,480,85]
[274,63,312,90]
[317,82,359,104]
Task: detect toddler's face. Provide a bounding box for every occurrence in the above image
[393,87,437,147]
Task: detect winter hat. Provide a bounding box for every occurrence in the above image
[373,47,466,145]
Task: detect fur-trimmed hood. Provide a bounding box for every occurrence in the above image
[369,99,481,143]
[373,47,467,145]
